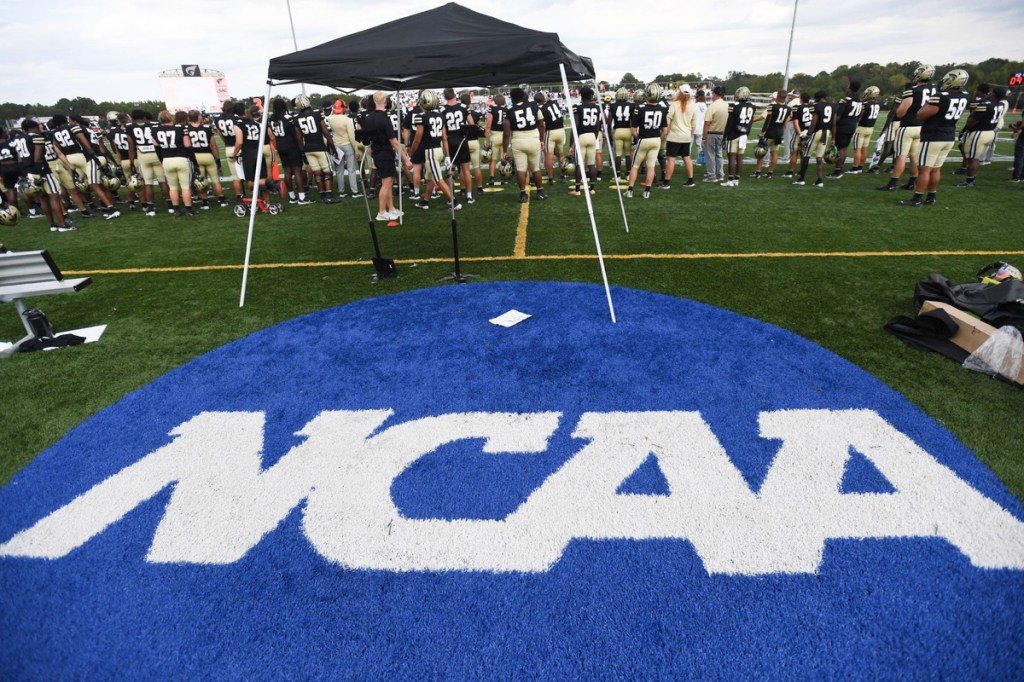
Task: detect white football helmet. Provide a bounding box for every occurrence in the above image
[418,89,439,111]
[615,87,629,101]
[561,157,575,175]
[645,83,662,103]
[912,65,935,82]
[940,69,969,91]
[0,203,20,226]
[295,94,311,110]
[18,175,44,200]
[735,86,751,101]
[863,86,880,100]
[497,159,513,179]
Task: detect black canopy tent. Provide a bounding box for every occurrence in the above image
[240,3,615,321]
[266,3,594,90]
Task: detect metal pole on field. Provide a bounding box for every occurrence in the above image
[782,0,799,90]
[240,80,274,307]
[285,0,307,96]
[560,64,616,323]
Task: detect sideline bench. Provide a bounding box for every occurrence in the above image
[0,250,92,358]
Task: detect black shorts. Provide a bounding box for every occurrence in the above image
[409,145,426,164]
[1,166,20,190]
[372,151,397,179]
[834,131,854,149]
[242,153,267,181]
[277,146,303,168]
[449,135,470,164]
[665,141,691,158]
[765,126,784,145]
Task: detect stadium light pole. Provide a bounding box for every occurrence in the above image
[285,0,307,96]
[782,0,799,90]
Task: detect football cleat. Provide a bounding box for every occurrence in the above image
[940,68,969,91]
[912,64,935,82]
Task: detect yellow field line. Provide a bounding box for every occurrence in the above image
[65,250,1024,276]
[513,196,530,258]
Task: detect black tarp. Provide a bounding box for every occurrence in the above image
[267,3,594,90]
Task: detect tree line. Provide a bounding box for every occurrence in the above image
[2,58,1019,125]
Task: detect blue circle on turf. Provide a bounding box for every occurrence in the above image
[1,281,1022,678]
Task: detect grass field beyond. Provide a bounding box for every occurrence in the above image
[1,143,1022,502]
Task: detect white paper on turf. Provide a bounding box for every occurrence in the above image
[489,310,532,328]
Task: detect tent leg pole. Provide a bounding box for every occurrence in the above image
[359,144,398,281]
[561,65,616,323]
[240,80,274,307]
[438,137,477,284]
[596,79,630,233]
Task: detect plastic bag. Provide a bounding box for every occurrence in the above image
[963,326,1023,381]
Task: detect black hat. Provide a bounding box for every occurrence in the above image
[712,86,725,96]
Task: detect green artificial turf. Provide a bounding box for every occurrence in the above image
[1,142,1022,501]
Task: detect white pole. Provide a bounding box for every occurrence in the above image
[239,80,274,307]
[395,87,403,224]
[782,0,799,90]
[560,64,616,323]
[595,79,630,233]
[285,0,307,96]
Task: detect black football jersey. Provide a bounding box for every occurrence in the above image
[442,103,469,138]
[10,132,32,164]
[187,125,215,153]
[900,83,938,127]
[969,98,997,131]
[540,100,563,128]
[488,104,506,130]
[921,90,969,142]
[812,101,834,133]
[127,122,156,153]
[507,102,541,132]
[215,115,237,146]
[858,101,882,127]
[0,139,17,166]
[795,104,814,132]
[50,124,84,155]
[153,125,189,157]
[417,110,444,149]
[575,102,602,135]
[725,101,756,138]
[632,103,666,139]
[764,103,790,134]
[237,119,263,155]
[836,95,862,133]
[107,127,131,160]
[294,111,328,151]
[611,101,634,130]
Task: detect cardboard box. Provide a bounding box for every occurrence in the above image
[919,300,1024,384]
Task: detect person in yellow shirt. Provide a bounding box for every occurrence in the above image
[662,86,697,188]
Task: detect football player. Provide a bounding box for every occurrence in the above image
[567,86,602,195]
[483,94,507,186]
[955,83,1002,188]
[850,86,881,173]
[0,128,20,209]
[442,88,474,204]
[899,69,970,207]
[409,89,460,211]
[879,65,937,191]
[152,111,196,216]
[625,84,667,199]
[187,109,228,208]
[502,86,548,204]
[105,113,138,209]
[536,92,567,184]
[701,87,728,183]
[48,114,119,219]
[721,86,757,187]
[461,92,486,194]
[792,91,833,188]
[663,86,697,188]
[828,80,862,178]
[753,90,789,178]
[234,105,273,210]
[610,88,635,175]
[293,95,336,203]
[22,119,74,231]
[214,101,244,201]
[127,109,171,216]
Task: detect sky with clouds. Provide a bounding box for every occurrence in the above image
[2,0,1021,105]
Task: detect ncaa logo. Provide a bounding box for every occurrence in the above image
[2,282,1022,678]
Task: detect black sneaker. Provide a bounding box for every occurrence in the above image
[80,210,94,218]
[901,179,916,190]
[219,198,229,207]
[416,199,429,210]
[751,172,761,179]
[764,173,773,179]
[952,167,967,175]
[683,180,695,187]
[103,209,121,220]
[186,207,196,216]
[642,189,651,199]
[659,182,671,190]
[783,171,794,178]
[898,199,922,207]
[813,180,824,188]
[519,192,528,203]
[536,190,548,200]
[955,181,976,188]
[923,195,937,205]
[867,166,880,174]
[877,182,898,191]
[51,224,77,232]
